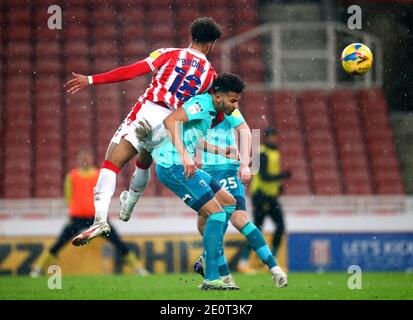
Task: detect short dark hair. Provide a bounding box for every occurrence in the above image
[190,17,222,43]
[211,73,246,94]
[264,127,278,136]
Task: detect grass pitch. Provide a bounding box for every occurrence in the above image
[0,272,412,300]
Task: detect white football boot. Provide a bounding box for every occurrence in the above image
[220,274,239,288]
[72,222,111,246]
[271,266,288,288]
[119,190,136,222]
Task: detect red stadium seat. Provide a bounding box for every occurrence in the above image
[91,24,118,40]
[241,92,272,131]
[375,181,404,195]
[357,88,404,194]
[8,25,31,41]
[359,89,388,114]
[64,7,88,23]
[65,40,89,56]
[147,8,175,25]
[95,89,122,160]
[344,181,373,195]
[65,91,93,169]
[121,9,146,27]
[65,24,88,40]
[303,115,330,130]
[93,40,119,58]
[94,57,120,74]
[35,40,61,57]
[279,146,306,160]
[176,8,201,27]
[64,56,90,73]
[122,40,148,58]
[7,58,32,74]
[4,174,31,198]
[313,179,342,195]
[35,58,61,74]
[234,10,259,23]
[7,41,31,57]
[283,182,311,195]
[298,90,342,194]
[8,7,31,24]
[93,8,118,23]
[148,24,176,42]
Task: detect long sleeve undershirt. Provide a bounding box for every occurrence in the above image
[91,59,152,84]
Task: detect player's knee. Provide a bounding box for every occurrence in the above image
[230,210,249,230]
[222,193,236,207]
[214,188,236,207]
[106,140,137,168]
[137,149,153,168]
[198,197,224,217]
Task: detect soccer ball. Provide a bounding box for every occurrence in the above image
[340,43,373,75]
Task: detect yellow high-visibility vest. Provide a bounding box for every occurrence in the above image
[250,145,282,196]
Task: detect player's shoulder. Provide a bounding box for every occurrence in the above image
[184,93,213,114]
[149,47,180,58]
[226,109,243,119]
[224,109,245,125]
[187,92,212,106]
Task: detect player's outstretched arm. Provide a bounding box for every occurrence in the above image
[89,60,152,84]
[163,108,195,179]
[64,59,153,94]
[64,72,89,94]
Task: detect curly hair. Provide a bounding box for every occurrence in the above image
[211,73,246,94]
[190,17,222,43]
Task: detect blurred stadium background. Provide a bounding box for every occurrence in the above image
[0,0,412,277]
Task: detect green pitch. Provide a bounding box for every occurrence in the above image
[0,272,412,300]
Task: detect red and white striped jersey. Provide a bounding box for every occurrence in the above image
[140,47,217,110]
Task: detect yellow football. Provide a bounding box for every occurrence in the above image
[341,43,373,75]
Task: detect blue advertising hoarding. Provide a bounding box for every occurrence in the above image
[288,233,413,271]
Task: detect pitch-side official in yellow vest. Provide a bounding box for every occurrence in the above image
[243,128,291,259]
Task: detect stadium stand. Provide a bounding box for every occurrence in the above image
[0,0,404,198]
[273,91,311,195]
[329,89,373,195]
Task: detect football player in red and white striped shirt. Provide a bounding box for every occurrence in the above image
[65,18,222,246]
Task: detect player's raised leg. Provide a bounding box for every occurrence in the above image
[72,139,137,246]
[120,149,153,222]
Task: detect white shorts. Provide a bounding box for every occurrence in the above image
[111,100,172,153]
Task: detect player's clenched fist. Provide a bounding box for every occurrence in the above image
[64,72,89,94]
